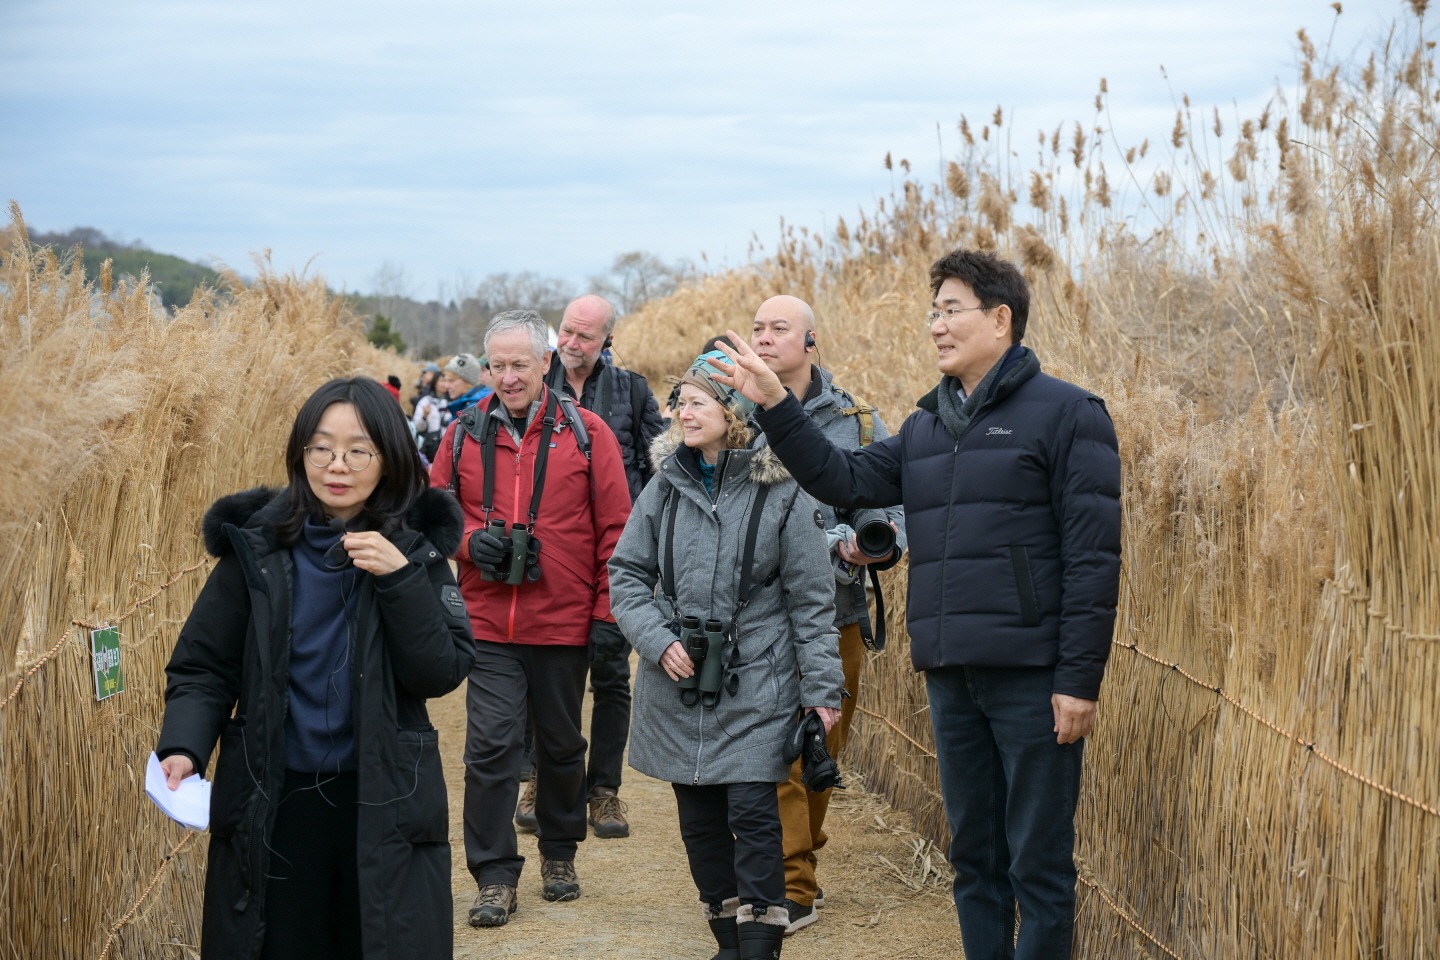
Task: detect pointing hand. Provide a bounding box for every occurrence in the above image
[708,332,788,410]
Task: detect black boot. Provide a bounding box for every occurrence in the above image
[707,917,741,960]
[736,905,786,960]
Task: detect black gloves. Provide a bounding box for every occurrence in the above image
[588,620,627,663]
[784,710,845,793]
[468,528,508,575]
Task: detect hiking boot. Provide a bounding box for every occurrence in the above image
[468,884,517,927]
[781,899,816,935]
[813,888,825,908]
[587,788,630,838]
[514,778,537,832]
[540,857,581,902]
[708,916,741,960]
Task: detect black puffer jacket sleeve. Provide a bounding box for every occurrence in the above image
[753,391,905,509]
[156,555,250,776]
[1048,397,1122,700]
[374,552,475,699]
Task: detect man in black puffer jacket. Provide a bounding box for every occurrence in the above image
[710,250,1121,960]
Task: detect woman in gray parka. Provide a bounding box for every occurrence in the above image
[609,352,844,960]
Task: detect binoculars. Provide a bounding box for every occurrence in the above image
[844,507,897,560]
[676,615,727,706]
[478,519,543,585]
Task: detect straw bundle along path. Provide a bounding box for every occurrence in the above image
[0,205,414,960]
[614,9,1439,957]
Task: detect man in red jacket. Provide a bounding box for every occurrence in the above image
[429,309,632,928]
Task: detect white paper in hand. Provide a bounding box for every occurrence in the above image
[145,751,211,832]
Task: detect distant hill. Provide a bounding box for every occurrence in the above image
[29,227,223,309]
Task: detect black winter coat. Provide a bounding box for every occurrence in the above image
[753,349,1121,700]
[156,486,474,960]
[546,358,665,501]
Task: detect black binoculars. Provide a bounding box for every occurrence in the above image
[478,518,543,585]
[676,615,726,706]
[844,507,897,560]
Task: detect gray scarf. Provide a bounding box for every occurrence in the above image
[935,354,1010,443]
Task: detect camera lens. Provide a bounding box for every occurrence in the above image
[854,518,896,559]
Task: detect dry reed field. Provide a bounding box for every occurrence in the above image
[612,9,1439,958]
[0,206,413,959]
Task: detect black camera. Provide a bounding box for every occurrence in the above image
[842,508,896,560]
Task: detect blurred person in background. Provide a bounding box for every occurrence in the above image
[608,353,843,960]
[383,374,403,403]
[156,377,474,960]
[429,310,631,928]
[745,295,906,936]
[508,293,663,841]
[709,250,1122,960]
[441,353,492,416]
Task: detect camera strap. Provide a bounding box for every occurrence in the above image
[659,479,780,632]
[852,566,887,651]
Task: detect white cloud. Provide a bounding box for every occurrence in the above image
[0,0,1411,293]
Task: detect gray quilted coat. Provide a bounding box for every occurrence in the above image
[608,432,843,785]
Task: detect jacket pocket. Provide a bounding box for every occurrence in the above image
[209,720,255,838]
[1009,546,1042,627]
[394,727,448,843]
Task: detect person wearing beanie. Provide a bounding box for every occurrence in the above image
[608,351,843,960]
[442,353,492,415]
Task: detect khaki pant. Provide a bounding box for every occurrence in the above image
[778,621,864,906]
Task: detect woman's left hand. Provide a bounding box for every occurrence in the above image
[344,532,409,576]
[805,706,841,734]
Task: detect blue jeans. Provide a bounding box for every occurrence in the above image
[926,665,1084,960]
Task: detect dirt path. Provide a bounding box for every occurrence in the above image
[432,658,966,959]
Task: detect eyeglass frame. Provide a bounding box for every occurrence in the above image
[304,444,379,472]
[924,304,992,327]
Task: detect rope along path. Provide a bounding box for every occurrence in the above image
[1077,875,1184,960]
[1115,640,1440,818]
[94,831,197,960]
[0,559,208,711]
[854,703,937,758]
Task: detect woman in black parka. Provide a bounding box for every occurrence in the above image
[156,377,475,960]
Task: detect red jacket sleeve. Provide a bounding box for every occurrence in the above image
[583,408,632,622]
[428,421,476,562]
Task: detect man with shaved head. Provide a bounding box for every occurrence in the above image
[748,294,907,936]
[516,292,663,841]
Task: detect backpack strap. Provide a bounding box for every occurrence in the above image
[626,369,653,488]
[660,485,682,611]
[835,398,877,447]
[555,393,594,502]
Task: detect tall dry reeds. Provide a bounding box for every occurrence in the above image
[615,7,1439,956]
[0,207,413,959]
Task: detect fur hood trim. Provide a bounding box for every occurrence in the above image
[648,430,791,486]
[201,485,465,558]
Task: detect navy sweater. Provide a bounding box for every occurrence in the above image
[286,521,358,772]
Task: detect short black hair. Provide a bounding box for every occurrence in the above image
[275,377,428,546]
[928,249,1030,343]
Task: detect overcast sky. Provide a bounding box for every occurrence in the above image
[0,0,1409,297]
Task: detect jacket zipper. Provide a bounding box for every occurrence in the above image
[694,452,729,784]
[506,435,523,642]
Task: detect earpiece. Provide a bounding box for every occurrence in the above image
[804,331,816,351]
[603,335,613,350]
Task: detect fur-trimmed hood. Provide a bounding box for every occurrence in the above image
[200,485,466,558]
[648,429,791,487]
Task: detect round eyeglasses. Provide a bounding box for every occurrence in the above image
[304,444,377,471]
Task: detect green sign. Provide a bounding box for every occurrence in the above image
[91,625,124,701]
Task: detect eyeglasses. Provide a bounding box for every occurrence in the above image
[305,444,378,471]
[925,305,989,327]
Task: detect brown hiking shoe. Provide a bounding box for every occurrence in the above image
[540,857,581,902]
[587,788,630,839]
[514,778,537,832]
[468,884,517,927]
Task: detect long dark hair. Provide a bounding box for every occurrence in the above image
[275,377,427,545]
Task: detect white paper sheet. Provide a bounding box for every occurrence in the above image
[145,751,211,832]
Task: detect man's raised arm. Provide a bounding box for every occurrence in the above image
[711,331,903,509]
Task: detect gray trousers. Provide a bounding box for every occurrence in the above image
[463,640,589,885]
